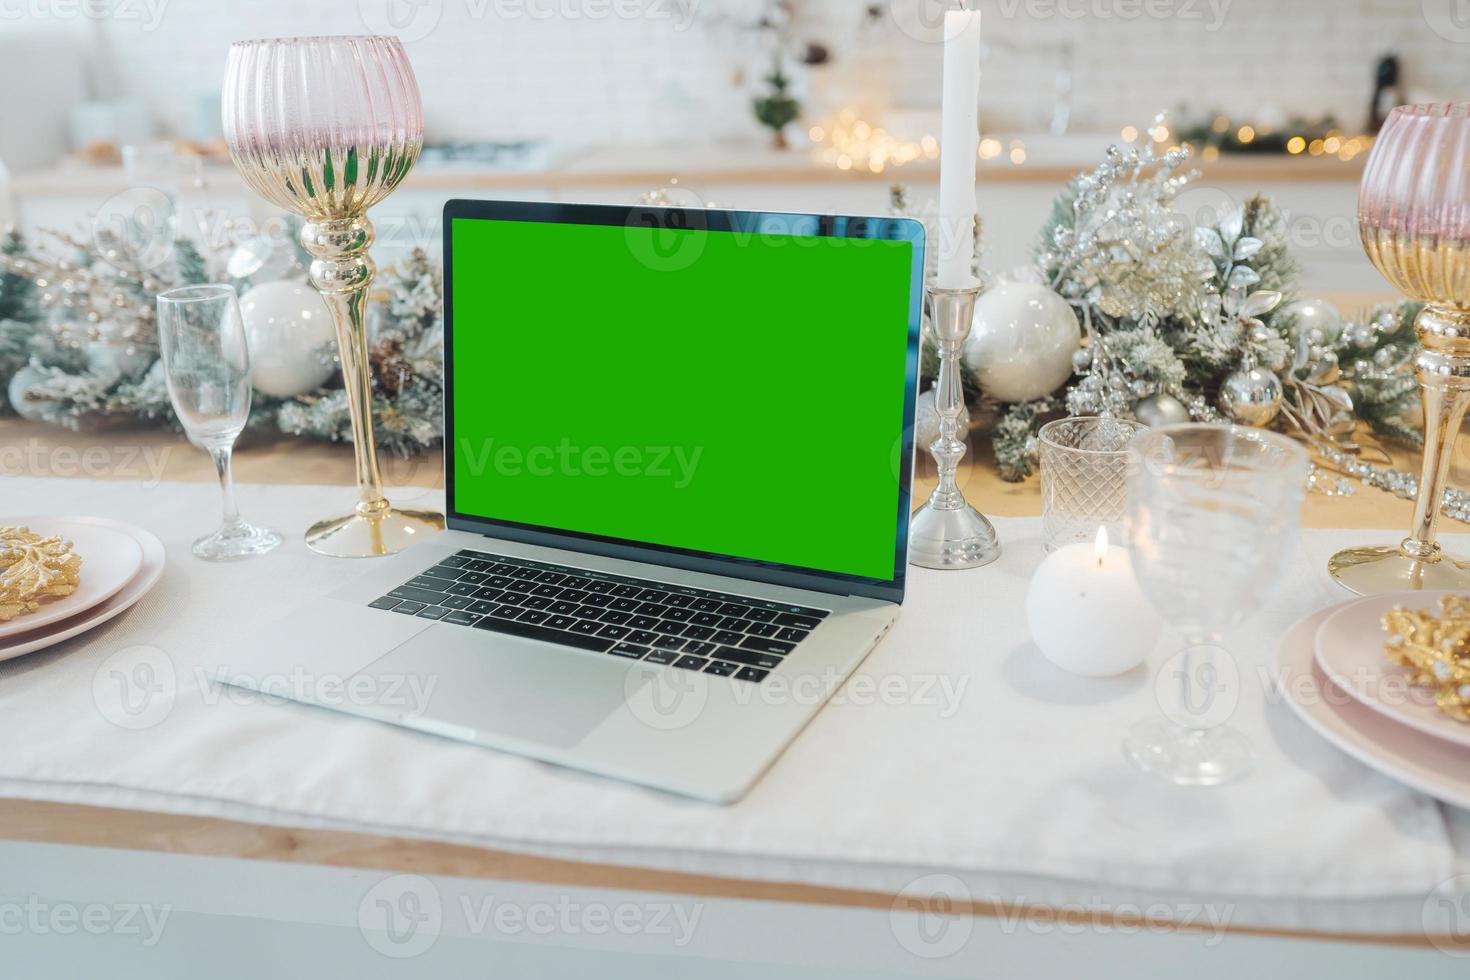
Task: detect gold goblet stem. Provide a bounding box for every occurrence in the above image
[303,215,389,521]
[297,214,445,557]
[1404,307,1470,563]
[1329,305,1470,592]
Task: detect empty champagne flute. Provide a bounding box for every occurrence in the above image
[156,284,281,560]
[1124,424,1306,786]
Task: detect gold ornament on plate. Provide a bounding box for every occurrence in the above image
[1381,596,1470,723]
[0,527,83,621]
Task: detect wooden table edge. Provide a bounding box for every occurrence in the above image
[0,798,1441,949]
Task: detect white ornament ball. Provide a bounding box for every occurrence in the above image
[238,280,336,398]
[1217,365,1283,426]
[1133,393,1190,428]
[1282,298,1343,346]
[963,282,1081,403]
[83,341,153,380]
[914,388,971,451]
[7,366,49,421]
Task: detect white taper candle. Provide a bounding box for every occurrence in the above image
[936,8,980,289]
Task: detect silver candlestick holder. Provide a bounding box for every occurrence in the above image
[909,277,1001,569]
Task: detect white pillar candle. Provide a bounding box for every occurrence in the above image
[936,8,980,289]
[1025,528,1161,677]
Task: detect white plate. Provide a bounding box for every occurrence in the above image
[0,517,143,639]
[1314,590,1470,751]
[1276,603,1470,810]
[0,518,165,663]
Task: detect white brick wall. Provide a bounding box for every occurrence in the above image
[35,0,1470,145]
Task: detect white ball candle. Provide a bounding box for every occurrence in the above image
[1025,528,1161,677]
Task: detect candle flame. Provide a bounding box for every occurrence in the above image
[1094,526,1108,565]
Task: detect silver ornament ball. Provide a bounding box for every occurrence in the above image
[1344,321,1376,349]
[1133,392,1190,427]
[963,282,1081,403]
[1304,349,1340,386]
[1217,365,1283,426]
[1283,298,1343,347]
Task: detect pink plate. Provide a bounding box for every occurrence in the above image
[0,518,165,662]
[1276,603,1470,810]
[1314,591,1470,751]
[0,517,143,640]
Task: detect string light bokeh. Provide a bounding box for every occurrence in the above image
[808,107,1370,173]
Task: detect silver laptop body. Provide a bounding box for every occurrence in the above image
[215,200,924,803]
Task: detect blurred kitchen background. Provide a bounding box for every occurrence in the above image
[1,0,1466,291]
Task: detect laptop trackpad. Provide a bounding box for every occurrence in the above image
[351,625,637,749]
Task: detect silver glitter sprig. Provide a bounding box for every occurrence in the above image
[1315,442,1470,524]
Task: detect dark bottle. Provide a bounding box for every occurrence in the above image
[1368,54,1404,134]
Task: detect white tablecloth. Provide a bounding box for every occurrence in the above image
[1,476,1464,935]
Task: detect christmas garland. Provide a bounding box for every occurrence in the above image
[906,124,1439,517]
[0,142,1442,521]
[0,226,444,457]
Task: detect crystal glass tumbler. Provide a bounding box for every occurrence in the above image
[1039,416,1147,552]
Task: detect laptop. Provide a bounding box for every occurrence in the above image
[218,199,925,802]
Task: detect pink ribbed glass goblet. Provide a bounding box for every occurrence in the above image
[1330,103,1470,593]
[222,35,443,557]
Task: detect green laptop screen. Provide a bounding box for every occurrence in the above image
[448,215,915,582]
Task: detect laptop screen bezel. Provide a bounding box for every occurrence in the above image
[441,198,924,604]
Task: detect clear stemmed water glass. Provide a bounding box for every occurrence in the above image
[1123,423,1307,786]
[156,284,282,561]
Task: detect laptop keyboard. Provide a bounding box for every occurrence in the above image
[367,549,831,684]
